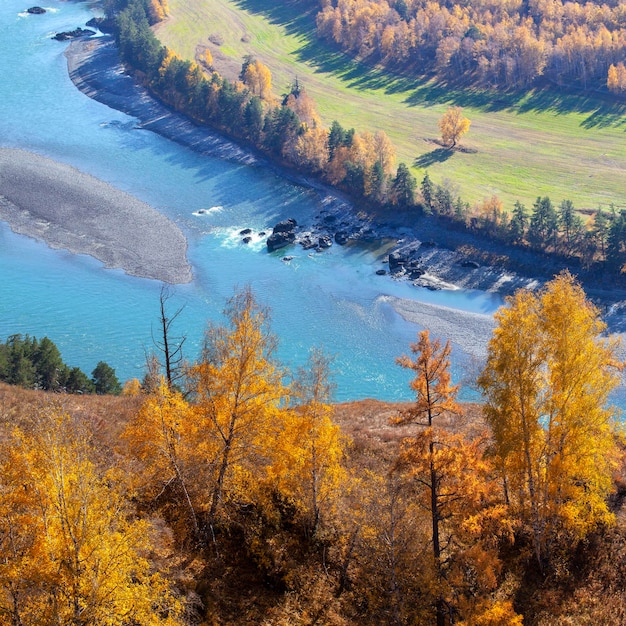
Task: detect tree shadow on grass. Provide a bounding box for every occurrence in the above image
[414,148,454,168]
[404,81,519,112]
[231,0,319,38]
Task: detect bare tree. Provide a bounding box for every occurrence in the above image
[152,286,187,388]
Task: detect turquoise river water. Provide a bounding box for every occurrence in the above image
[0,0,506,401]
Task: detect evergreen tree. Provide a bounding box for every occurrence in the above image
[65,367,95,394]
[6,335,36,388]
[33,337,65,391]
[528,196,558,250]
[509,200,528,243]
[559,199,584,251]
[92,362,122,395]
[420,173,434,213]
[327,121,345,160]
[391,163,417,209]
[592,207,610,259]
[606,210,626,270]
[244,96,264,142]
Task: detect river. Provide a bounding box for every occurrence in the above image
[0,0,505,401]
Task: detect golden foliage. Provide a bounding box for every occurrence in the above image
[0,407,185,625]
[608,62,626,92]
[123,376,143,396]
[123,379,200,538]
[242,59,273,101]
[439,106,471,148]
[148,0,168,22]
[395,330,461,427]
[289,126,330,172]
[268,350,348,536]
[479,271,622,565]
[187,287,288,525]
[284,87,321,129]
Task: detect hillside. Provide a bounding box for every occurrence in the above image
[1,376,625,625]
[153,0,626,211]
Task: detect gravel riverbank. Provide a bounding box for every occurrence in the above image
[0,148,192,283]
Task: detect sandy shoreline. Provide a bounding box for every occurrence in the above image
[0,148,192,283]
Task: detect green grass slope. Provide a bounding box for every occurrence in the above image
[154,0,626,212]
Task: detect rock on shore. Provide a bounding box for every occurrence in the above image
[0,149,192,284]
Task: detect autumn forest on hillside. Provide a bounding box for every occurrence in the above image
[1,275,626,625]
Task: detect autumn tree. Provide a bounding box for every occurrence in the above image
[288,125,329,172]
[187,287,287,527]
[477,195,506,237]
[438,106,470,149]
[269,349,347,537]
[123,380,201,541]
[394,330,461,626]
[397,430,518,626]
[284,82,321,129]
[478,272,622,568]
[348,470,431,624]
[0,407,185,625]
[607,62,626,93]
[148,0,169,23]
[240,55,273,101]
[394,331,517,624]
[199,47,213,70]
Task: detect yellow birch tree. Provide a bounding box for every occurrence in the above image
[478,272,622,568]
[439,106,471,148]
[0,407,185,625]
[268,350,347,537]
[187,287,288,527]
[123,380,200,541]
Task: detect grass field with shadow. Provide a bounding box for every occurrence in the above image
[154,0,626,211]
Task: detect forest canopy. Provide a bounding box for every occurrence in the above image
[316,0,626,91]
[0,334,120,394]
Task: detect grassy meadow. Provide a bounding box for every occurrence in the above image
[154,0,626,212]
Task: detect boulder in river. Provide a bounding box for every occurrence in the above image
[335,231,349,245]
[267,218,298,252]
[267,231,295,252]
[300,236,317,250]
[388,250,409,273]
[318,235,333,249]
[272,218,297,234]
[27,6,46,14]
